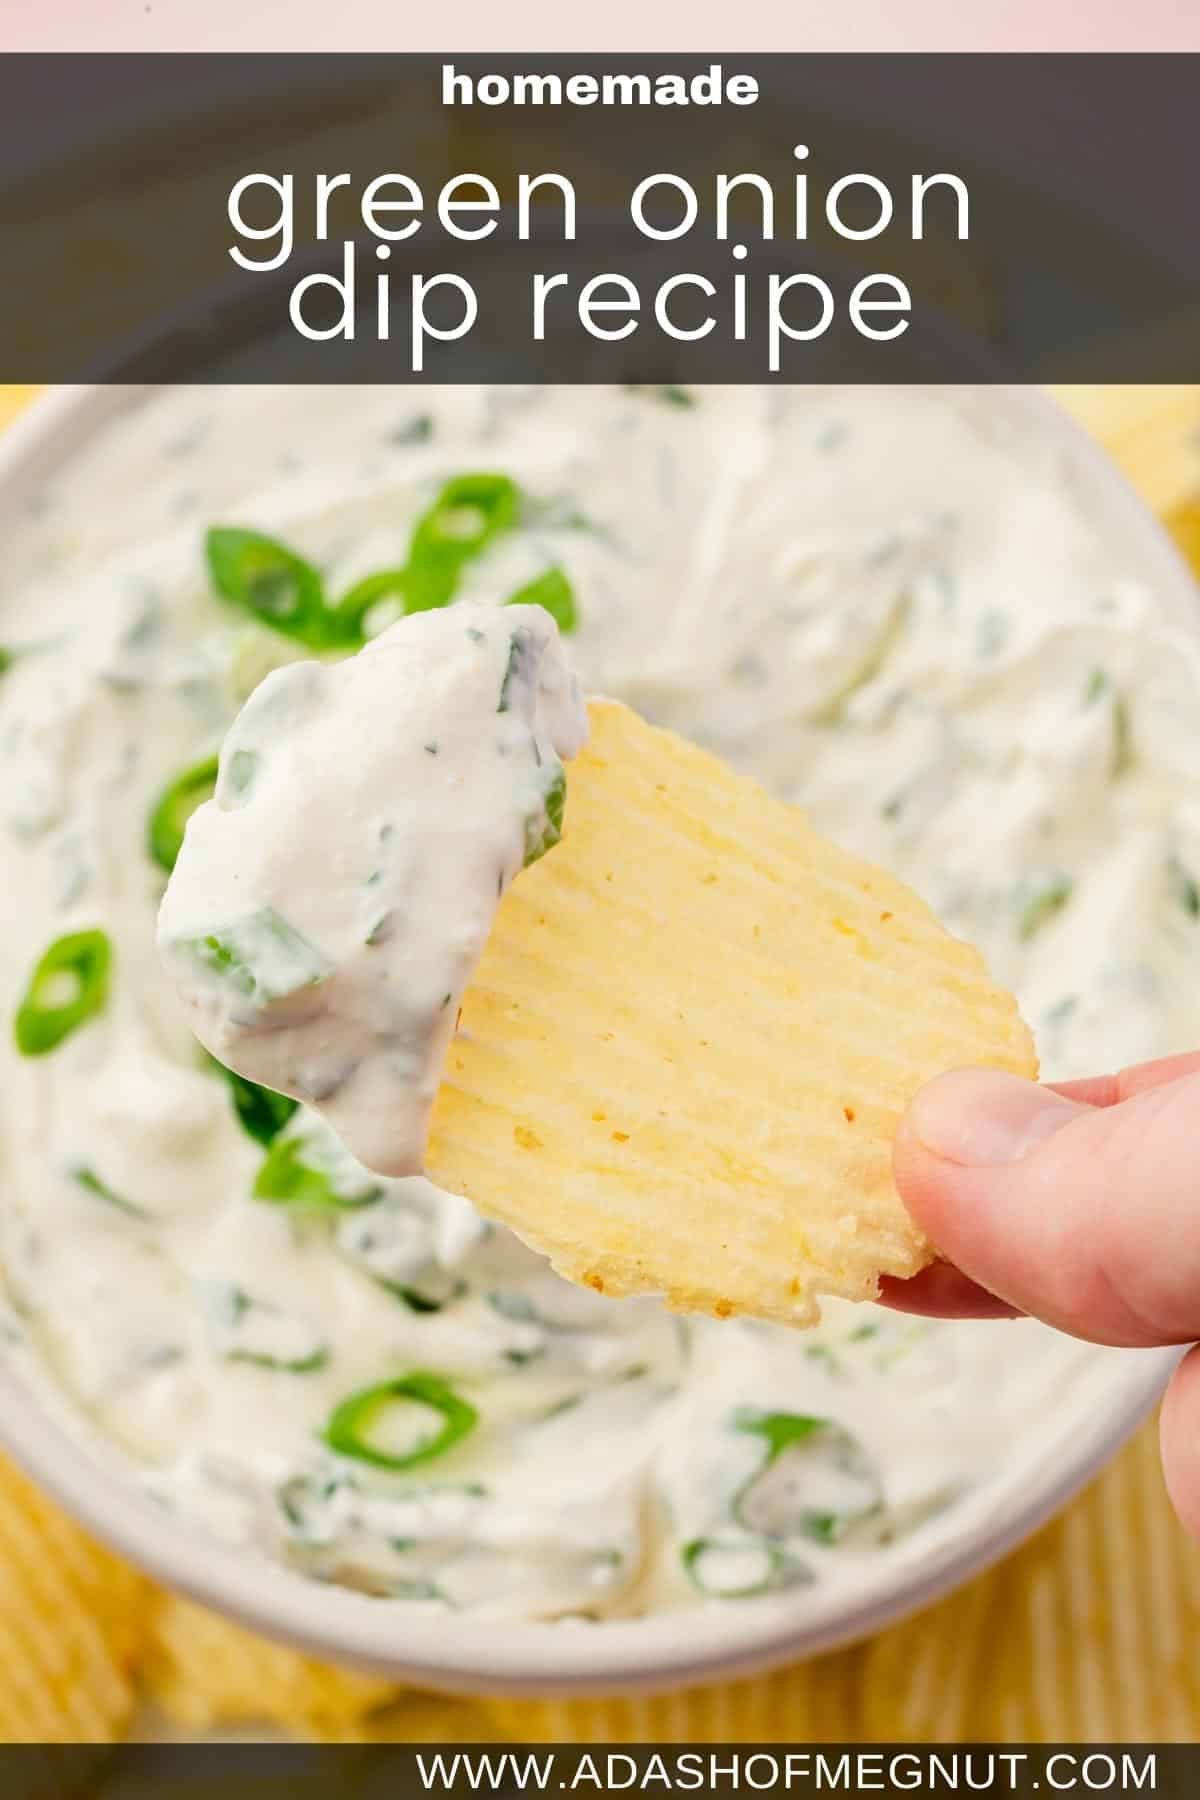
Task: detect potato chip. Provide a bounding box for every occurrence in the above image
[0,1452,147,1743]
[143,1593,396,1735]
[427,700,1035,1326]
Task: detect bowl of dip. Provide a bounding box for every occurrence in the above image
[0,381,1185,1695]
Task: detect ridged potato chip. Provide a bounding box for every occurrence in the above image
[143,1593,395,1735]
[428,700,1035,1326]
[0,1452,147,1744]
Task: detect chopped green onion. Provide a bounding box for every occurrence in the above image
[388,1576,445,1603]
[523,767,566,869]
[334,1197,466,1311]
[323,1373,478,1471]
[497,636,522,713]
[405,474,519,614]
[1015,872,1074,941]
[0,641,47,680]
[392,1277,467,1315]
[277,1469,354,1542]
[70,1164,149,1219]
[254,1135,381,1211]
[1168,854,1200,919]
[205,1054,298,1146]
[681,1536,806,1599]
[496,625,543,716]
[14,929,111,1057]
[507,566,578,635]
[147,753,219,873]
[812,595,911,727]
[1111,695,1133,773]
[224,748,259,800]
[626,384,695,408]
[167,907,331,1008]
[204,1282,328,1372]
[486,1291,578,1333]
[734,1409,881,1544]
[1085,669,1133,773]
[390,414,433,446]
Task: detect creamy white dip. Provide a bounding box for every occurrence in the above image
[159,604,586,1177]
[0,383,1184,1619]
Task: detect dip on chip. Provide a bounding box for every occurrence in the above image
[161,611,1034,1326]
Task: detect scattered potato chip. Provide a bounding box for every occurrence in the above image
[0,1451,147,1744]
[428,700,1036,1326]
[143,1593,396,1735]
[860,1421,1200,1742]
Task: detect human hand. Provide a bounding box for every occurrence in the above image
[885,1050,1200,1538]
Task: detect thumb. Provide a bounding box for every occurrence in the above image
[892,1065,1200,1348]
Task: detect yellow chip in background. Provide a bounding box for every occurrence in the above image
[142,1594,395,1737]
[0,1452,147,1744]
[428,700,1035,1327]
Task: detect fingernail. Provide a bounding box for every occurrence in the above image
[908,1068,1086,1167]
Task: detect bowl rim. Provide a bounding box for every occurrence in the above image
[0,381,1188,1697]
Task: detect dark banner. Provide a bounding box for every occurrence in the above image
[0,53,1196,383]
[0,1742,1186,1798]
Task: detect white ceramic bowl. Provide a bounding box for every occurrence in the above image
[0,383,1186,1697]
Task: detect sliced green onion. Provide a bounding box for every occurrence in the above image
[681,1536,806,1599]
[227,1073,298,1147]
[323,1373,477,1471]
[734,1409,881,1544]
[507,566,577,635]
[147,753,219,873]
[205,1054,298,1146]
[736,1410,826,1458]
[207,526,371,652]
[167,907,331,1008]
[405,473,519,614]
[254,1135,381,1211]
[15,929,111,1057]
[70,1164,149,1219]
[206,491,525,648]
[333,568,409,637]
